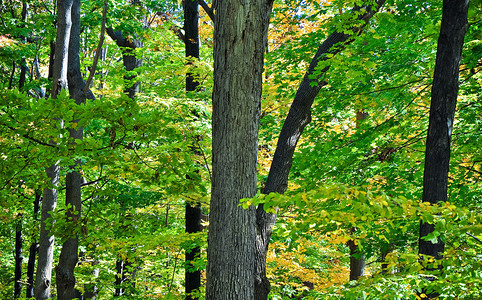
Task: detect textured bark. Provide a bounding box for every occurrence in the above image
[184,0,202,298]
[418,0,469,297]
[206,0,273,298]
[254,2,385,299]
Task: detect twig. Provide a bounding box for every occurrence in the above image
[466,232,482,245]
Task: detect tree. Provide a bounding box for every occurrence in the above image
[419,0,469,297]
[206,0,273,298]
[56,0,96,298]
[35,0,73,298]
[255,1,386,298]
[184,0,202,298]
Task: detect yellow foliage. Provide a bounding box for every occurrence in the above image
[267,234,350,294]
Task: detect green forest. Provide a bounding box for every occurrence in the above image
[0,0,480,299]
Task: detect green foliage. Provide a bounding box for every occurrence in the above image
[0,0,480,298]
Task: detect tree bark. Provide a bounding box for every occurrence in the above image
[418,0,469,297]
[255,1,386,299]
[184,0,202,298]
[35,0,72,298]
[206,0,273,299]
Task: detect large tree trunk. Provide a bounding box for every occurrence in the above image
[254,1,386,299]
[418,0,469,298]
[206,0,273,299]
[56,0,94,298]
[184,0,202,298]
[35,0,72,298]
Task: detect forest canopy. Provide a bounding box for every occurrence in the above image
[0,0,481,299]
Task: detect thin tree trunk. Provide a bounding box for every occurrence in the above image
[14,219,23,298]
[206,0,273,299]
[35,0,73,298]
[14,6,28,295]
[184,0,202,298]
[255,2,386,299]
[418,0,469,298]
[26,191,41,299]
[35,164,61,300]
[18,2,28,90]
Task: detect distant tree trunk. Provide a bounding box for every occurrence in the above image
[26,192,41,298]
[255,1,385,299]
[56,0,94,298]
[106,28,143,99]
[347,111,369,281]
[14,219,23,298]
[107,18,143,298]
[184,0,202,298]
[418,0,469,297]
[35,0,72,298]
[347,239,365,280]
[206,0,273,299]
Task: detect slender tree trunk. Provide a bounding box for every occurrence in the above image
[254,2,386,299]
[14,219,23,298]
[18,2,28,90]
[35,0,73,298]
[418,0,469,298]
[184,0,202,298]
[206,0,273,299]
[35,165,61,300]
[26,243,38,298]
[26,192,41,299]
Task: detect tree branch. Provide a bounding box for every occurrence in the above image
[84,0,108,96]
[198,0,214,22]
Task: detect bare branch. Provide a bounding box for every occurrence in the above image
[198,0,214,22]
